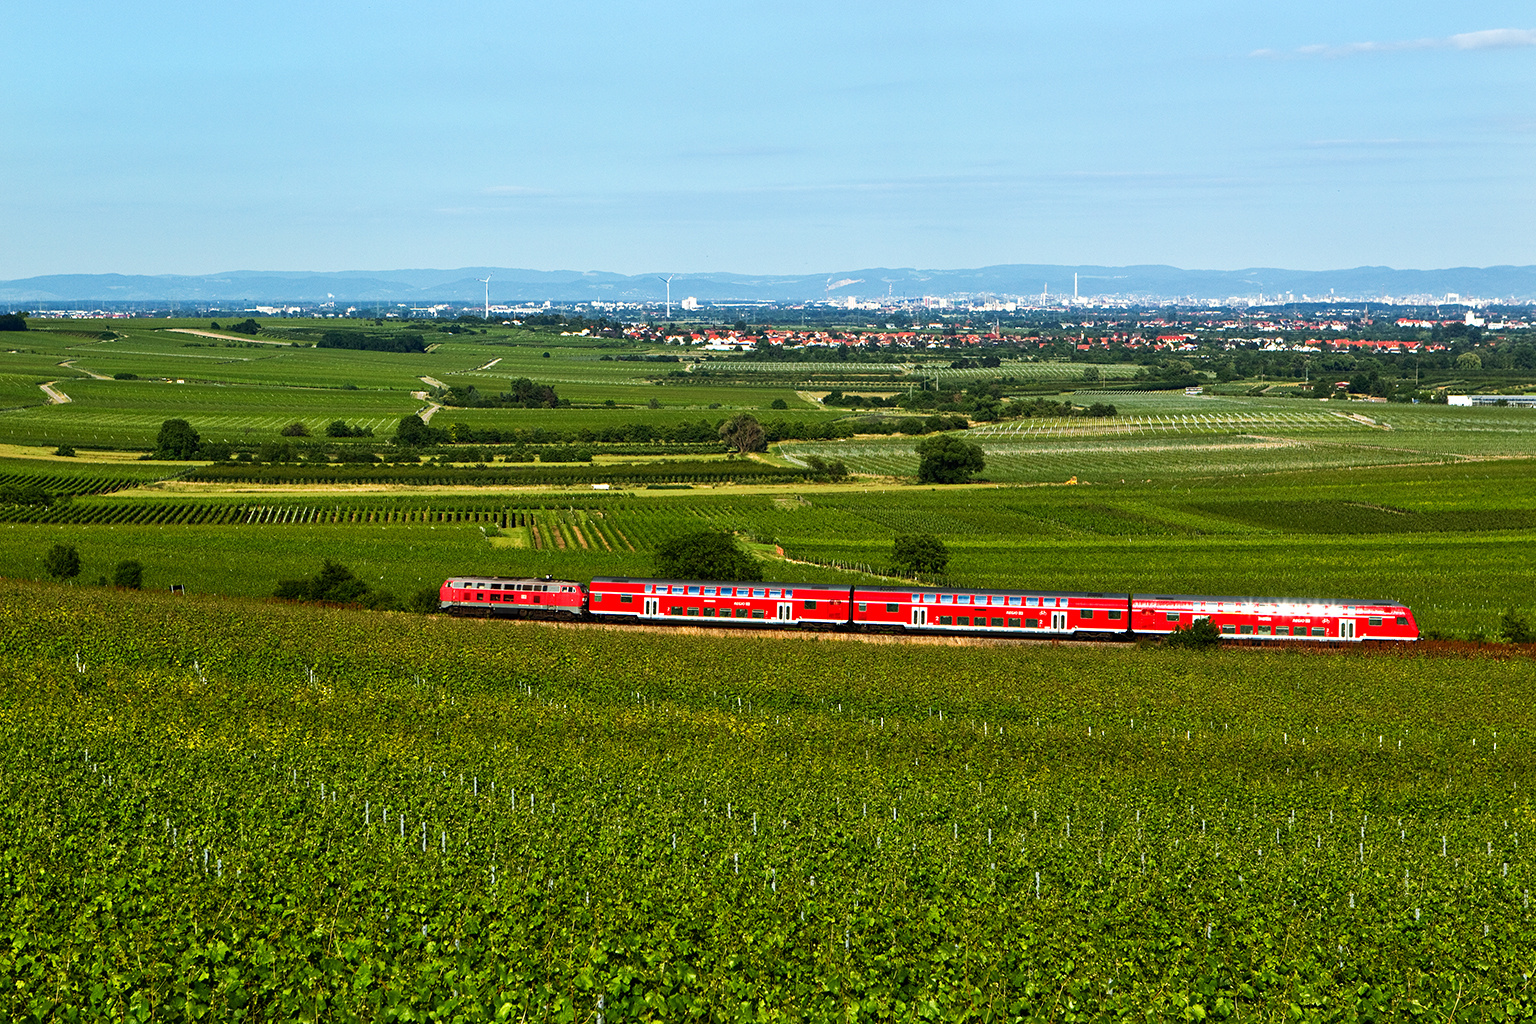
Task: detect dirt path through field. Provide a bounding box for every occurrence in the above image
[164,328,292,346]
[59,360,110,380]
[38,382,71,404]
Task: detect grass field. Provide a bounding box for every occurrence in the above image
[4,583,1535,1020]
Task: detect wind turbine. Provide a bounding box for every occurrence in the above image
[478,274,492,320]
[659,275,675,318]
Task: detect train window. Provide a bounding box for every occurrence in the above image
[1221,625,1236,634]
[958,616,970,626]
[704,608,716,616]
[1275,626,1289,635]
[1009,596,1021,607]
[939,615,953,625]
[1008,618,1020,628]
[734,608,748,618]
[1396,616,1408,625]
[619,594,630,603]
[687,608,699,616]
[753,589,766,598]
[1108,610,1122,620]
[1257,625,1272,635]
[784,590,793,599]
[1026,597,1038,607]
[475,593,485,601]
[1310,627,1326,636]
[687,586,700,596]
[858,603,867,612]
[704,587,716,596]
[1239,625,1253,635]
[1166,613,1181,622]
[940,594,952,604]
[751,610,765,619]
[1081,609,1094,619]
[805,600,817,610]
[990,617,1004,627]
[1368,617,1382,626]
[769,589,780,599]
[1025,618,1039,628]
[886,603,898,613]
[668,605,683,615]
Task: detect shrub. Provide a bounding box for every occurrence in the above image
[112,560,144,589]
[1164,617,1221,649]
[280,422,310,437]
[1498,608,1533,644]
[891,534,949,576]
[44,543,81,581]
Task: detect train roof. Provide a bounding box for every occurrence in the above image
[853,584,1125,599]
[1132,593,1406,607]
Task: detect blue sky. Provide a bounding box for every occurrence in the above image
[4,0,1533,277]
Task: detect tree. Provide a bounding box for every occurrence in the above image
[393,413,445,447]
[44,543,81,581]
[770,398,789,410]
[719,413,767,453]
[111,560,144,589]
[155,419,201,460]
[0,313,27,332]
[279,421,310,437]
[274,559,372,604]
[891,534,948,576]
[653,531,763,582]
[1455,352,1482,371]
[915,434,985,483]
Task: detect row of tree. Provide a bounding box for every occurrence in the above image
[41,544,144,588]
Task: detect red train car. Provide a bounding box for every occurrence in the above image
[588,577,854,628]
[1130,594,1418,641]
[439,576,587,618]
[849,585,1132,637]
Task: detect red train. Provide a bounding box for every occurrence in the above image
[439,575,1419,643]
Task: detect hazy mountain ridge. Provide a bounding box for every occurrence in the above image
[4,264,1536,305]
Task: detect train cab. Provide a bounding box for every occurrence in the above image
[1131,594,1418,641]
[439,576,587,618]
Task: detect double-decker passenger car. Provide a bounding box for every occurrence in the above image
[439,576,587,618]
[588,577,854,628]
[849,586,1131,636]
[1129,593,1417,641]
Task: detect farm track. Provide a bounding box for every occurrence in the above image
[163,328,291,346]
[38,381,71,404]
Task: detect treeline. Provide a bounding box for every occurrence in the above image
[318,331,427,354]
[188,460,820,487]
[440,380,560,408]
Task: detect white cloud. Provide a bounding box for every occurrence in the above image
[1253,28,1536,59]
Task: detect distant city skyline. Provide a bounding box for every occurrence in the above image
[4,1,1534,278]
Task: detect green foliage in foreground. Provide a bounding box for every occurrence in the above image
[3,583,1536,1020]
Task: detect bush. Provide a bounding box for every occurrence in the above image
[1498,608,1533,644]
[891,534,949,576]
[112,372,139,380]
[1163,617,1221,649]
[654,531,764,582]
[274,560,371,605]
[280,422,310,437]
[44,543,81,581]
[770,398,788,409]
[112,560,144,589]
[408,586,443,614]
[53,444,76,457]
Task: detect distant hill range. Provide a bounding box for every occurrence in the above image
[5,264,1536,306]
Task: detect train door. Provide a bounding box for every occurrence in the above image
[1339,619,1356,640]
[911,606,928,627]
[643,597,660,617]
[1051,610,1068,632]
[777,602,793,621]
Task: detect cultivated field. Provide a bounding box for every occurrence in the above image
[5,583,1533,1020]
